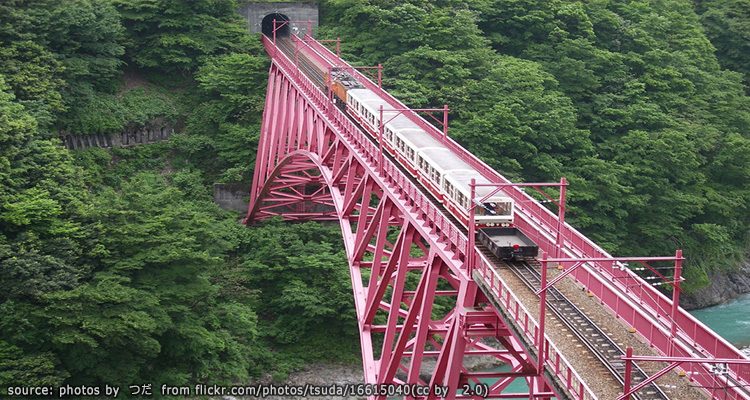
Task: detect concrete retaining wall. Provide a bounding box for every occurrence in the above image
[60,124,175,150]
[239,2,319,35]
[213,183,251,212]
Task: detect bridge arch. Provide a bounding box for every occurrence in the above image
[244,51,545,397]
[246,149,340,224]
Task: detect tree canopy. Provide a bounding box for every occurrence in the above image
[2,0,749,394]
[319,0,750,288]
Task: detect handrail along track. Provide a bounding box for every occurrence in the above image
[265,32,750,400]
[493,250,670,400]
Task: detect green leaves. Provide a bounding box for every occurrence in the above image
[698,0,750,87]
[1,188,61,227]
[114,0,256,73]
[59,86,180,135]
[322,0,750,287]
[196,52,268,120]
[0,0,126,127]
[238,220,358,363]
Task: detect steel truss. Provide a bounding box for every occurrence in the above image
[245,38,567,399]
[245,32,750,400]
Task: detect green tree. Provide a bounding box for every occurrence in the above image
[0,0,125,127]
[114,0,256,73]
[0,76,96,389]
[697,0,750,87]
[239,220,358,371]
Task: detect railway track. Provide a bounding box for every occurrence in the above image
[274,35,469,233]
[499,254,750,399]
[271,34,750,399]
[276,37,327,89]
[481,248,671,400]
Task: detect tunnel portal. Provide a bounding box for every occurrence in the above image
[261,13,291,37]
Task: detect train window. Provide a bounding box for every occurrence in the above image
[445,183,455,198]
[476,201,512,216]
[498,201,512,216]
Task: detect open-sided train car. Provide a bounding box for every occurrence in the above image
[478,227,539,260]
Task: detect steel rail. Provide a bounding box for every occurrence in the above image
[498,253,669,400]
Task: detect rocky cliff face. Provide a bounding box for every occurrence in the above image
[681,262,750,310]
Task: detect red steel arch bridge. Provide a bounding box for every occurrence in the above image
[244,25,750,400]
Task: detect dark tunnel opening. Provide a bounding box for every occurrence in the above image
[262,13,291,38]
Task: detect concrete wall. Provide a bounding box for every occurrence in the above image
[60,123,175,151]
[213,183,251,212]
[238,2,319,35]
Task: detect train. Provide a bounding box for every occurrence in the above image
[326,68,539,260]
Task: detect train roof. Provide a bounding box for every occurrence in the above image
[418,147,474,173]
[400,129,444,149]
[348,89,389,110]
[385,114,421,131]
[445,170,511,200]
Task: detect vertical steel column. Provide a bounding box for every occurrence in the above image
[538,252,548,375]
[467,179,477,273]
[555,177,567,258]
[442,105,449,140]
[669,249,683,356]
[378,105,384,174]
[623,347,633,400]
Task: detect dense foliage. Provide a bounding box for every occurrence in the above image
[1,0,749,394]
[0,0,354,394]
[319,0,750,288]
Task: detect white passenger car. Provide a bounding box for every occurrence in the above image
[345,88,515,227]
[444,171,514,226]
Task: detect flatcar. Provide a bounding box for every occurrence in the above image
[327,70,538,260]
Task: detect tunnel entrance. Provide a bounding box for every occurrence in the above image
[261,13,290,37]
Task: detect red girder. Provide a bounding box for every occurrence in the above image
[245,37,562,399]
[246,34,750,400]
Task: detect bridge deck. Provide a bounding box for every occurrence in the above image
[264,33,750,399]
[481,255,707,399]
[274,34,705,399]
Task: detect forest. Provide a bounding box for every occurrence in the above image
[1,0,749,393]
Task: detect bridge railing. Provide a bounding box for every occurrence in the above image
[268,35,750,397]
[475,252,598,400]
[299,34,750,390]
[263,36,604,398]
[272,35,471,258]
